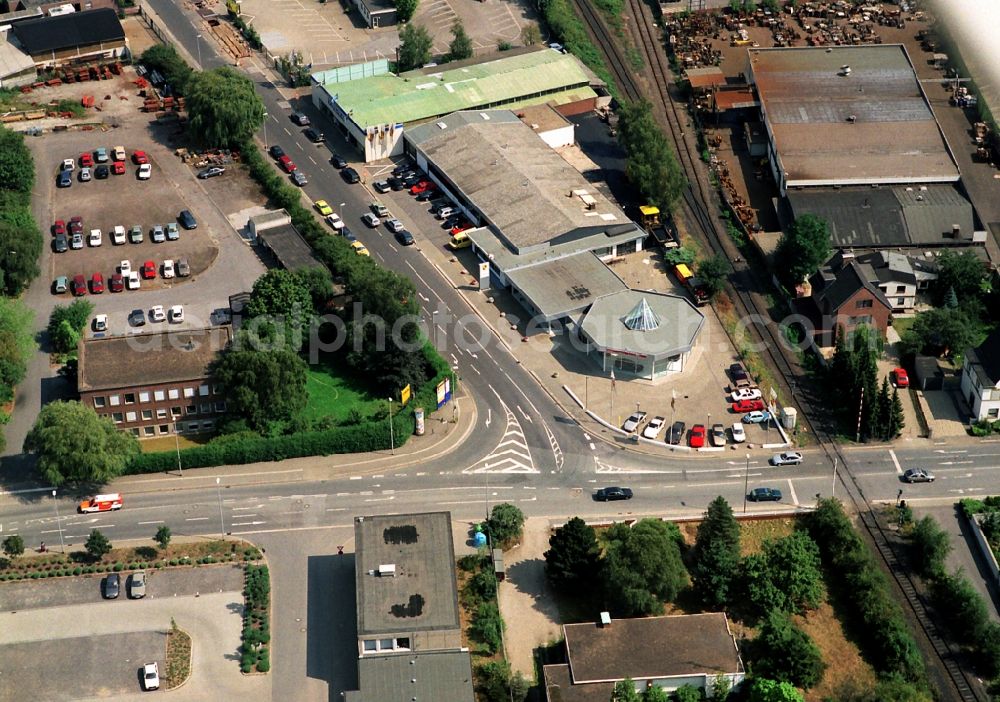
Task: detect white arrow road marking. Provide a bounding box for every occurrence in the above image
[485,408,492,428]
[465,391,537,474]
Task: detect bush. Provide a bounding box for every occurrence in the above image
[471,601,504,653]
[256,649,270,672]
[487,503,525,548]
[475,660,517,702]
[909,516,950,577]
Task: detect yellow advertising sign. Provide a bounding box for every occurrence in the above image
[400,384,411,406]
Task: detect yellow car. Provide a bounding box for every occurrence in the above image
[351,240,370,257]
[314,200,333,216]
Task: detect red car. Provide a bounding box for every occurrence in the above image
[132,150,149,165]
[892,368,909,388]
[450,223,472,236]
[79,152,94,168]
[732,399,765,413]
[689,424,706,448]
[71,274,87,296]
[109,273,125,292]
[90,272,104,294]
[278,155,296,173]
[112,161,126,175]
[409,180,434,195]
[52,219,66,236]
[141,260,156,279]
[69,216,83,234]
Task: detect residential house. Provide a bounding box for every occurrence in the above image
[344,512,474,702]
[543,613,745,701]
[77,326,231,438]
[960,329,1000,422]
[796,255,893,347]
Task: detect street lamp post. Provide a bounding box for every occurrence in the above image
[387,397,394,455]
[831,457,838,498]
[174,431,183,477]
[743,453,750,514]
[263,111,268,150]
[195,34,203,68]
[52,489,65,553]
[216,477,225,537]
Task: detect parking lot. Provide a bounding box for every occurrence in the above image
[28,118,266,338]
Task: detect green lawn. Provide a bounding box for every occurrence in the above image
[891,316,915,338]
[302,363,382,422]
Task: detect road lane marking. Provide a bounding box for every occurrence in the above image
[889,449,903,475]
[787,479,799,505]
[185,517,209,521]
[137,520,165,525]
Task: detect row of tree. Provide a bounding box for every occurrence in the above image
[829,325,904,442]
[0,298,35,452]
[0,128,43,297]
[397,21,473,72]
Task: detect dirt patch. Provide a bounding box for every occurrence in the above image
[797,603,878,701]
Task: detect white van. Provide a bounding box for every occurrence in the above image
[436,207,454,220]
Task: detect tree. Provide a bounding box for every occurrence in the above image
[898,305,984,360]
[696,255,729,299]
[874,377,891,441]
[395,0,418,22]
[944,286,959,309]
[471,601,504,653]
[690,496,741,608]
[141,44,193,95]
[186,67,265,148]
[611,680,642,702]
[602,519,687,616]
[154,525,172,550]
[295,266,335,312]
[0,212,42,296]
[888,387,905,439]
[545,516,601,593]
[0,128,34,193]
[0,297,34,394]
[669,686,697,702]
[48,299,93,353]
[742,531,824,616]
[750,611,826,689]
[447,21,473,61]
[521,24,542,45]
[24,401,139,486]
[748,678,804,702]
[487,503,525,547]
[934,249,989,305]
[476,660,519,702]
[834,677,933,702]
[85,529,112,560]
[617,100,686,213]
[774,214,831,289]
[212,347,308,431]
[50,320,79,356]
[2,534,24,558]
[397,23,433,72]
[246,269,313,347]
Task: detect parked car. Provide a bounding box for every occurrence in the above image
[269,145,285,159]
[149,305,166,323]
[303,127,324,142]
[177,258,190,277]
[730,388,763,402]
[689,424,706,448]
[112,225,126,245]
[594,486,633,501]
[104,572,120,599]
[446,231,471,250]
[330,153,347,169]
[94,164,109,179]
[109,273,124,293]
[178,210,197,230]
[141,260,156,279]
[892,368,909,388]
[770,451,803,466]
[79,152,94,168]
[53,276,68,294]
[436,207,455,220]
[88,228,102,247]
[52,219,66,236]
[69,216,83,234]
[142,662,159,691]
[57,170,72,188]
[350,241,370,257]
[642,416,666,439]
[416,189,438,202]
[127,271,140,290]
[373,180,391,193]
[93,314,108,332]
[167,222,179,241]
[168,305,184,323]
[903,468,935,483]
[129,224,143,243]
[112,161,125,175]
[94,147,108,162]
[622,411,647,433]
[151,225,165,243]
[395,229,414,246]
[392,162,411,176]
[370,202,389,217]
[341,167,360,184]
[291,170,308,186]
[162,259,175,278]
[743,411,771,424]
[278,155,296,173]
[314,200,333,216]
[290,111,310,125]
[326,213,345,230]
[747,487,783,502]
[70,232,84,250]
[728,362,752,388]
[129,308,146,326]
[731,422,746,443]
[113,145,126,162]
[71,274,87,296]
[388,176,405,191]
[385,218,404,233]
[132,150,148,164]
[198,166,226,179]
[668,421,686,445]
[732,399,765,413]
[410,180,435,195]
[710,423,727,447]
[137,163,152,180]
[361,213,380,228]
[61,158,75,171]
[53,234,68,253]
[90,273,104,294]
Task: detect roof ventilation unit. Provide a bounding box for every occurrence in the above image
[378,563,397,577]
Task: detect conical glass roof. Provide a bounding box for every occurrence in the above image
[622,297,660,332]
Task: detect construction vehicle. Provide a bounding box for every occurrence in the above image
[673,263,709,304]
[639,205,679,249]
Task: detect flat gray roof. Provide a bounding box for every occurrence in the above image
[355,512,459,636]
[345,650,474,702]
[505,252,628,321]
[749,45,960,186]
[407,111,631,252]
[581,290,704,359]
[466,222,642,273]
[258,223,321,271]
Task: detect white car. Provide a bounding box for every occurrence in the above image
[385,218,404,233]
[730,388,763,402]
[112,225,126,245]
[622,411,647,433]
[138,163,152,180]
[770,451,803,466]
[162,259,175,279]
[93,314,108,332]
[119,260,131,275]
[142,662,159,691]
[61,158,75,171]
[168,305,184,323]
[149,305,166,323]
[113,145,126,162]
[731,422,746,443]
[642,416,665,439]
[361,212,380,228]
[127,271,140,290]
[88,229,102,246]
[326,213,344,230]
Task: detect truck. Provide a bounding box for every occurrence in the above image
[78,493,123,513]
[673,263,709,305]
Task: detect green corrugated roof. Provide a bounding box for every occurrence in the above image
[322,49,592,127]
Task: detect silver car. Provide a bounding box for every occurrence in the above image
[151,225,165,243]
[622,411,647,433]
[128,571,146,598]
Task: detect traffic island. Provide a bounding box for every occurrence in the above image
[165,618,193,689]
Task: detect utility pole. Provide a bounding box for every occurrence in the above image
[388,397,394,455]
[52,490,66,553]
[743,453,750,514]
[216,477,225,537]
[831,457,838,498]
[174,431,183,477]
[856,386,865,443]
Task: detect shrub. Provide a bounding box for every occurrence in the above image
[471,601,504,653]
[909,516,951,577]
[256,650,270,672]
[240,652,254,673]
[113,563,124,571]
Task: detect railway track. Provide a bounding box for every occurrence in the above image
[570,0,984,698]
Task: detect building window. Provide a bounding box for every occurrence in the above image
[212,384,223,395]
[124,393,136,405]
[112,412,124,423]
[379,639,394,650]
[199,384,210,396]
[849,315,872,326]
[142,410,153,421]
[156,409,167,419]
[363,640,377,652]
[154,390,166,402]
[168,388,180,400]
[896,298,905,307]
[855,299,873,309]
[188,422,201,432]
[158,424,170,435]
[895,285,906,294]
[989,408,1000,419]
[171,406,182,418]
[183,387,195,399]
[215,401,227,413]
[187,404,197,415]
[143,426,155,436]
[139,391,151,403]
[130,428,140,437]
[200,403,212,414]
[126,411,137,422]
[396,637,410,650]
[109,395,121,406]
[93,396,106,408]
[202,420,215,430]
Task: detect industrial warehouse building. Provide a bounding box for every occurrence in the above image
[403,110,705,380]
[310,47,604,162]
[10,7,126,69]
